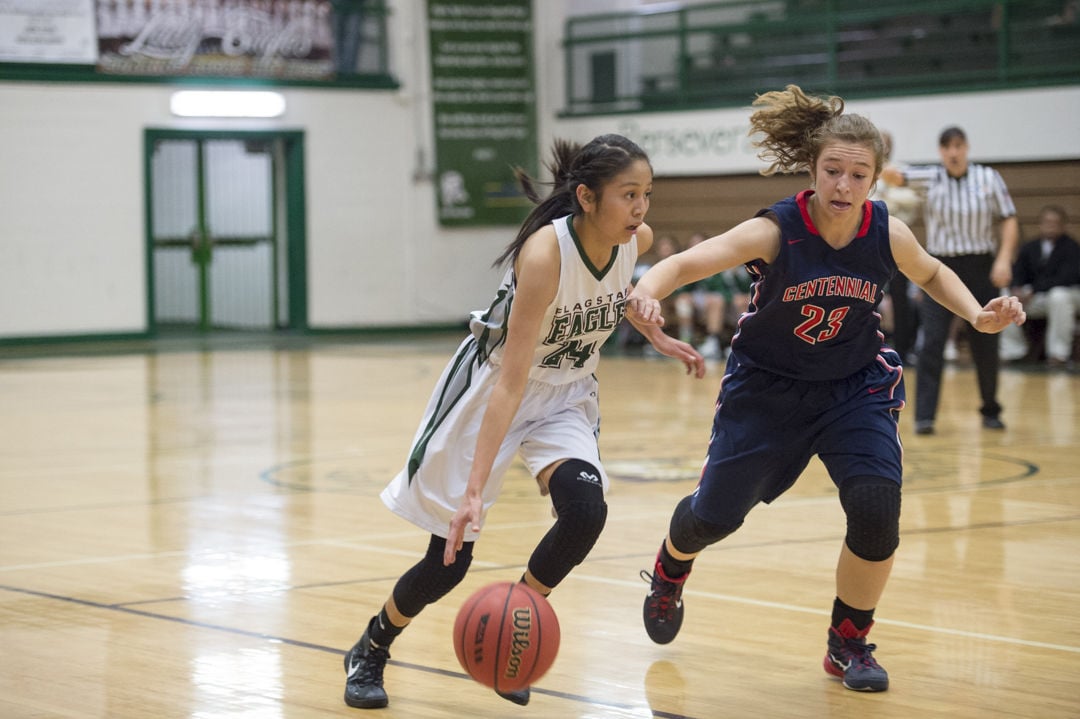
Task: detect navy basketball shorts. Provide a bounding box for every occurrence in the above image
[690,349,905,527]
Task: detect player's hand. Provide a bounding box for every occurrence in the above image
[973,295,1026,334]
[647,332,707,378]
[626,293,665,326]
[444,493,483,565]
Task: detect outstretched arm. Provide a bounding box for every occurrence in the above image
[890,217,1026,333]
[627,216,779,325]
[626,312,706,378]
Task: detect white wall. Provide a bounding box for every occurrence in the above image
[0,0,510,339]
[551,86,1080,177]
[1,0,1078,340]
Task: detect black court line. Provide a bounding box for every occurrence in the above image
[8,507,1078,612]
[0,447,1065,719]
[0,582,698,719]
[118,508,1080,608]
[5,510,1077,716]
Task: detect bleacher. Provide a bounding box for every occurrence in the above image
[564,0,1080,114]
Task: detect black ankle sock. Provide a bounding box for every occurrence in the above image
[368,608,405,648]
[831,597,875,631]
[658,542,693,579]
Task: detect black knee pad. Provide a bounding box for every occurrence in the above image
[392,534,473,618]
[527,459,608,588]
[668,495,741,554]
[839,475,901,562]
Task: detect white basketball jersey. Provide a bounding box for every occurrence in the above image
[381,215,633,538]
[469,214,638,385]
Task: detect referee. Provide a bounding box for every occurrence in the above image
[884,126,1020,434]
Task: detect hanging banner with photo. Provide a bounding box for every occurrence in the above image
[95,0,336,79]
[0,0,98,64]
[428,0,537,226]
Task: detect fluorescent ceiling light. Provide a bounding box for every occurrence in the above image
[170,91,286,118]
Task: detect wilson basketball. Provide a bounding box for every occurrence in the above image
[453,582,560,693]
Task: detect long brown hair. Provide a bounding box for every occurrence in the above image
[494,134,651,267]
[749,84,884,178]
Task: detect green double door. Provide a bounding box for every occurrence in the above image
[145,130,307,333]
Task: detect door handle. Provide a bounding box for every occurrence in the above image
[190,228,213,263]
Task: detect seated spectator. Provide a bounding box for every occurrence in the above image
[720,265,752,322]
[653,235,685,331]
[674,232,726,357]
[999,205,1080,368]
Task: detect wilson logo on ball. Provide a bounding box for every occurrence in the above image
[453,582,560,694]
[503,607,533,679]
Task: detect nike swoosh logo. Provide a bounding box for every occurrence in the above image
[347,655,362,679]
[868,386,885,394]
[787,237,804,245]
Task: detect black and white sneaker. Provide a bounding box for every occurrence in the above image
[343,626,390,709]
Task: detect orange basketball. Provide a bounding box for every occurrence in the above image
[452,582,560,693]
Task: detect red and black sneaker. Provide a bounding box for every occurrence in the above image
[823,619,889,692]
[640,556,688,644]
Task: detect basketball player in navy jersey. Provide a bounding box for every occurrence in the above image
[342,135,705,710]
[627,86,1026,693]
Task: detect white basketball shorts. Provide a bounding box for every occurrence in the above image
[381,337,607,540]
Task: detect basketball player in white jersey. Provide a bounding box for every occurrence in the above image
[343,134,706,709]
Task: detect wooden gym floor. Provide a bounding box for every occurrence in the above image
[1,333,1078,718]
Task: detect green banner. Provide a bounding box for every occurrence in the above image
[428,0,537,226]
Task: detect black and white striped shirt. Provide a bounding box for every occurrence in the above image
[903,163,1016,257]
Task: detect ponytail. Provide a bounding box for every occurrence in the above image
[750,85,844,176]
[749,84,884,178]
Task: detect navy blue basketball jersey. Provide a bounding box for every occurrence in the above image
[732,190,897,381]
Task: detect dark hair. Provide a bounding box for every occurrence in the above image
[748,85,884,178]
[939,126,967,146]
[493,134,651,267]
